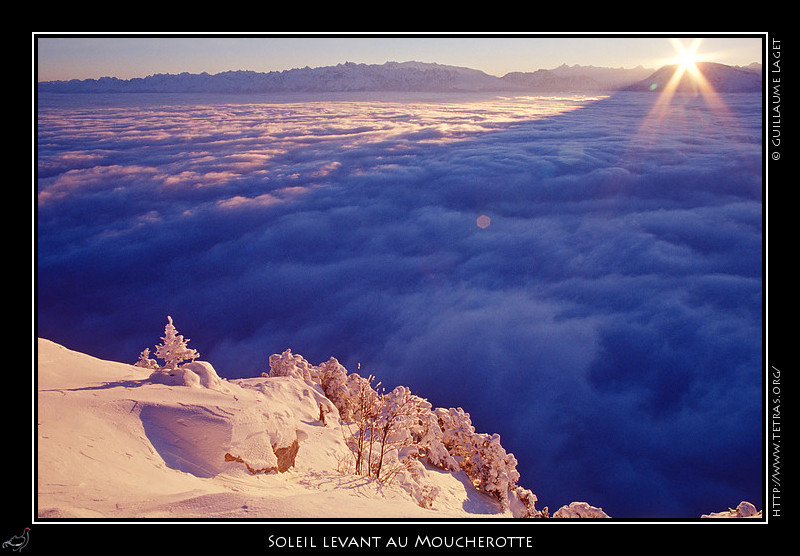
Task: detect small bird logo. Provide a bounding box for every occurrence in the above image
[2,528,29,552]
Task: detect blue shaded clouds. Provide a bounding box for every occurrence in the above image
[36,90,762,518]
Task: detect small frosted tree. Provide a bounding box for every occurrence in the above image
[134,347,159,369]
[154,316,199,370]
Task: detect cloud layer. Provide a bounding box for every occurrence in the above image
[37,90,762,518]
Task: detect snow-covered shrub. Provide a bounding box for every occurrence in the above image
[509,486,545,518]
[390,456,441,509]
[432,407,523,510]
[345,373,382,476]
[372,385,432,480]
[701,501,761,518]
[434,407,477,466]
[410,407,459,472]
[386,394,459,473]
[268,349,318,382]
[316,356,355,420]
[466,433,521,509]
[154,316,199,370]
[260,348,534,513]
[552,501,610,518]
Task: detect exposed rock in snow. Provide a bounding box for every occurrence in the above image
[224,439,299,474]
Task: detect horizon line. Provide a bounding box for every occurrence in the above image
[36,58,763,84]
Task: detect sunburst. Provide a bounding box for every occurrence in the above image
[660,39,716,99]
[643,38,726,127]
[627,37,738,156]
[672,38,703,73]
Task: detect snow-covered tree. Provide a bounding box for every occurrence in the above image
[509,486,546,518]
[133,347,159,369]
[316,356,355,420]
[373,385,430,480]
[412,407,459,472]
[268,349,318,382]
[467,432,521,509]
[154,316,199,370]
[353,374,382,476]
[260,348,532,511]
[434,407,478,466]
[432,407,522,510]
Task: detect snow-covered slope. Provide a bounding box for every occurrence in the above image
[36,338,761,520]
[36,338,522,519]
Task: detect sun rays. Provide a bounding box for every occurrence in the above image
[671,37,704,73]
[632,38,735,149]
[653,39,721,112]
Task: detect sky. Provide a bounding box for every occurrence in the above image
[34,33,765,82]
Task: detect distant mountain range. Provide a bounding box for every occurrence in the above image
[624,61,763,92]
[37,60,763,94]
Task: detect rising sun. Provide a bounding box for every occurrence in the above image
[676,49,699,72]
[637,37,726,136]
[671,38,703,72]
[658,37,718,96]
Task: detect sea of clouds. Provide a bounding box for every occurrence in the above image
[36,89,762,518]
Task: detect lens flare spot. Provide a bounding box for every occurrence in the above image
[476,214,491,229]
